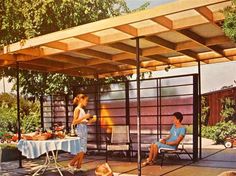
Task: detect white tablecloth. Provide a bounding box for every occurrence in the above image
[17,137,81,159]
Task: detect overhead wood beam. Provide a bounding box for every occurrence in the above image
[0,60,15,66]
[44,41,68,51]
[151,16,173,29]
[77,49,112,60]
[112,53,134,61]
[45,54,86,66]
[195,6,213,22]
[142,46,172,56]
[178,29,230,60]
[115,24,138,36]
[145,36,176,50]
[205,36,231,46]
[0,54,16,61]
[30,58,71,69]
[108,43,138,55]
[19,63,50,73]
[148,55,170,64]
[76,33,100,44]
[145,35,199,61]
[195,6,224,30]
[178,29,206,44]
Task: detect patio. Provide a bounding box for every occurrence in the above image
[1,146,235,176]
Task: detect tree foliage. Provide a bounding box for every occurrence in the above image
[0,93,40,133]
[223,0,236,42]
[220,97,236,122]
[0,0,149,97]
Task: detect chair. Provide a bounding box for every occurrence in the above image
[106,125,132,162]
[159,141,192,167]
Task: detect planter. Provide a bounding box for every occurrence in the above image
[0,144,19,162]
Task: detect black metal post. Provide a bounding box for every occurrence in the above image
[125,80,131,158]
[159,79,162,139]
[16,62,22,168]
[136,37,141,176]
[198,61,202,159]
[156,79,159,142]
[40,95,44,130]
[65,94,69,133]
[94,75,101,151]
[125,81,130,126]
[193,74,199,161]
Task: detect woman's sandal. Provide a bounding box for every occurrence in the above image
[141,159,151,166]
[141,159,156,166]
[148,160,156,166]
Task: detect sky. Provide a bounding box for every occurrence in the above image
[125,0,175,9]
[0,0,235,94]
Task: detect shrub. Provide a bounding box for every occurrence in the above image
[202,120,236,144]
[200,96,210,125]
[220,97,236,122]
[0,93,40,133]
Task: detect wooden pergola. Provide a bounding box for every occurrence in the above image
[0,0,235,175]
[0,0,235,77]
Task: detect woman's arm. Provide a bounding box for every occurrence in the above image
[165,135,184,146]
[160,134,171,144]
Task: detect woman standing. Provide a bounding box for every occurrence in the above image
[68,94,94,170]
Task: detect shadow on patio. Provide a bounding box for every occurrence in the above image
[1,148,236,176]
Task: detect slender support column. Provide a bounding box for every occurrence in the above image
[193,74,199,161]
[198,61,202,159]
[65,94,69,133]
[16,62,22,168]
[40,95,44,130]
[136,37,141,176]
[94,74,101,151]
[125,80,131,158]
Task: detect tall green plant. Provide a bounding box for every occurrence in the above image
[201,96,210,125]
[223,0,236,42]
[0,93,40,133]
[220,97,235,122]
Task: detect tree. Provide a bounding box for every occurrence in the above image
[223,0,236,42]
[0,0,149,97]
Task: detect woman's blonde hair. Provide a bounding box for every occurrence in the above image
[73,94,88,105]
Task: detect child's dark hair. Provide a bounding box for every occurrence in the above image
[173,112,183,122]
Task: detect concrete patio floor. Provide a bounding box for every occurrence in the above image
[0,147,235,176]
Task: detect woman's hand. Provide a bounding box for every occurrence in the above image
[160,138,166,144]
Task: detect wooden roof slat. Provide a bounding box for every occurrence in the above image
[2,0,229,54]
[45,54,86,66]
[115,24,138,36]
[178,29,231,60]
[0,0,234,77]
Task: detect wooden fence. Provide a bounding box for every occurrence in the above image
[203,87,236,125]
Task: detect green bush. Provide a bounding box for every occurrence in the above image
[0,93,40,133]
[220,97,235,122]
[200,96,210,125]
[202,121,236,144]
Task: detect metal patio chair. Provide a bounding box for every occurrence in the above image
[159,141,192,167]
[106,125,132,162]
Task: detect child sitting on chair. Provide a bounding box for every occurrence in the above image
[142,112,186,166]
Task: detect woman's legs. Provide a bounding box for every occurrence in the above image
[143,144,159,166]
